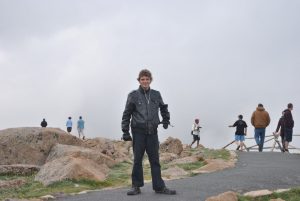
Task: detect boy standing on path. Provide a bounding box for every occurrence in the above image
[251,103,270,152]
[229,115,247,151]
[77,116,85,140]
[121,69,176,196]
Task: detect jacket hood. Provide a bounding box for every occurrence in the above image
[256,106,265,111]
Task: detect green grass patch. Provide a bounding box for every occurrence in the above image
[238,187,300,201]
[160,163,170,170]
[104,161,132,187]
[202,148,231,160]
[0,162,133,201]
[0,176,112,200]
[177,161,206,171]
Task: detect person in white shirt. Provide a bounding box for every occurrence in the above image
[190,118,202,148]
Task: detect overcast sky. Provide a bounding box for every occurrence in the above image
[0,0,299,149]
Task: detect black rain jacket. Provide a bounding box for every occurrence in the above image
[121,86,170,135]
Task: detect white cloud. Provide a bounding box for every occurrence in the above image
[0,0,299,150]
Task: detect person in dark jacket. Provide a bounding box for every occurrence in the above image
[41,118,47,128]
[275,111,285,151]
[283,103,294,152]
[121,69,176,196]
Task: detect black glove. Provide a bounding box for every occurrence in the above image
[163,123,169,129]
[122,132,132,141]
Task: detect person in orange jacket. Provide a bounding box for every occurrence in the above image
[251,103,270,152]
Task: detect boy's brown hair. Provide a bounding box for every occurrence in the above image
[137,69,152,81]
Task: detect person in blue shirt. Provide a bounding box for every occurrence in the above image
[66,117,72,133]
[77,116,85,140]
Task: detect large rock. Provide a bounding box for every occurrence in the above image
[35,144,116,185]
[160,137,183,155]
[205,191,238,201]
[243,189,273,197]
[36,156,109,186]
[192,159,235,174]
[0,127,83,165]
[162,166,188,179]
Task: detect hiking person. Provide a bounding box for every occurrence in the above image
[121,69,176,196]
[274,111,285,151]
[283,103,294,152]
[229,115,247,151]
[77,116,85,140]
[66,117,72,134]
[190,118,202,148]
[40,118,47,128]
[251,103,271,152]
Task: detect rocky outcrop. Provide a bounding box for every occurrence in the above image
[159,152,179,163]
[83,138,132,162]
[160,137,183,155]
[0,164,40,175]
[0,127,83,165]
[0,127,236,188]
[35,144,116,186]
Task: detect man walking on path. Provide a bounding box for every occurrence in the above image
[41,118,47,128]
[66,117,73,134]
[283,103,294,152]
[251,103,270,152]
[229,115,247,151]
[190,118,202,148]
[121,69,176,196]
[77,116,85,140]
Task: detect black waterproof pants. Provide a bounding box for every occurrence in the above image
[131,132,165,191]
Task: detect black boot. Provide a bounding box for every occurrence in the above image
[155,187,176,195]
[258,144,263,152]
[127,187,141,195]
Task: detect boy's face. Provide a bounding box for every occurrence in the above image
[139,76,151,90]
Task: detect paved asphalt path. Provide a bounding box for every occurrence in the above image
[55,152,300,201]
